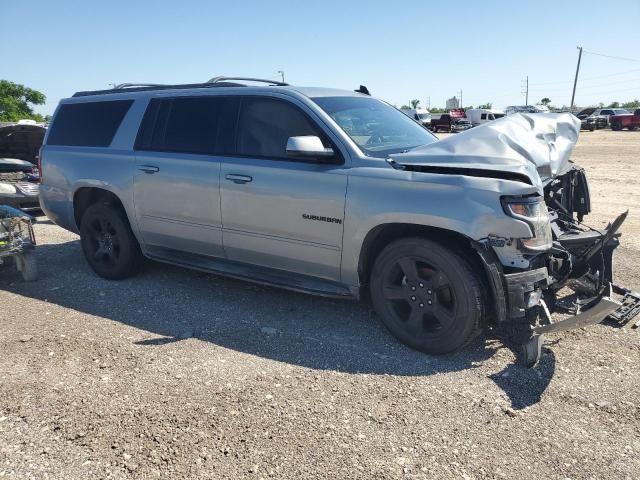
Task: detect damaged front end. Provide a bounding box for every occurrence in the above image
[487,162,639,366]
[390,112,639,366]
[542,164,639,328]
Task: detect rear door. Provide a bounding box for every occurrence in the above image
[220,96,348,281]
[133,96,235,257]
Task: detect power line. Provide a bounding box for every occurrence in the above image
[529,68,640,86]
[583,50,640,63]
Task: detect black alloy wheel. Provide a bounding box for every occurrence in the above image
[370,238,484,354]
[80,203,142,279]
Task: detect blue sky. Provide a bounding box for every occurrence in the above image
[3,0,640,115]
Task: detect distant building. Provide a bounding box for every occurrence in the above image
[446,96,460,109]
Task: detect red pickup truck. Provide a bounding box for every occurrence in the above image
[610,109,640,131]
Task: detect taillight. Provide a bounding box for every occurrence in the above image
[37,146,43,183]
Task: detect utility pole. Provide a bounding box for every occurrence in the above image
[570,47,583,112]
[521,76,529,105]
[277,70,285,83]
[427,96,430,109]
[459,89,462,108]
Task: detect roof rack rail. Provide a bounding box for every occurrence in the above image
[72,76,286,97]
[112,83,168,89]
[207,76,289,86]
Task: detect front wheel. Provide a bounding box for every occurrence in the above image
[611,122,622,131]
[79,203,143,280]
[370,238,485,354]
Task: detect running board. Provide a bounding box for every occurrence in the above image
[144,246,355,299]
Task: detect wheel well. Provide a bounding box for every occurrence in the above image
[358,223,489,300]
[73,188,126,228]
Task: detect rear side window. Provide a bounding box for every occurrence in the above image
[136,96,236,155]
[47,100,133,147]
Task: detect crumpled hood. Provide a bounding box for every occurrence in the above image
[390,113,580,189]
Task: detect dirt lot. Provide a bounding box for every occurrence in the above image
[1,130,639,479]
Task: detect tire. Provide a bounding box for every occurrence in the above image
[370,237,485,355]
[629,126,637,131]
[16,253,38,282]
[79,203,142,280]
[611,122,622,131]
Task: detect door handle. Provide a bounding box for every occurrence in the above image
[139,165,159,174]
[225,174,253,184]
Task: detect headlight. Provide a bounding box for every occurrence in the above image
[0,183,17,194]
[501,195,552,251]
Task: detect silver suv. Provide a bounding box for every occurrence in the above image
[40,77,637,366]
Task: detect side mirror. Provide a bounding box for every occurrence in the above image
[286,136,336,160]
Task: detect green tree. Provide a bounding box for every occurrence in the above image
[477,103,492,109]
[400,104,410,110]
[429,107,445,113]
[540,97,551,106]
[622,99,640,109]
[409,99,420,109]
[607,101,620,108]
[0,80,46,122]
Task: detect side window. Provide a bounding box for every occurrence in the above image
[601,110,612,116]
[47,100,133,147]
[237,97,325,160]
[136,96,237,155]
[480,113,487,120]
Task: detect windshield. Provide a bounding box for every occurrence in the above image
[312,96,437,158]
[418,113,431,120]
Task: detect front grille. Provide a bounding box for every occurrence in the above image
[15,182,39,195]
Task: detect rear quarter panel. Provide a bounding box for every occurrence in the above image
[39,96,148,235]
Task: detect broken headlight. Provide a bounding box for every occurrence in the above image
[501,195,552,251]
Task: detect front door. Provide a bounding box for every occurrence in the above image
[220,97,348,281]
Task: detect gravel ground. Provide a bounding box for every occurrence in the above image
[1,130,639,479]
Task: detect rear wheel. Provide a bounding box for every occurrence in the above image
[79,203,142,279]
[370,238,484,354]
[611,122,622,131]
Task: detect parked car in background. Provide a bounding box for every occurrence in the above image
[610,109,640,131]
[0,123,45,211]
[0,123,46,167]
[429,114,455,132]
[465,108,505,127]
[400,107,431,127]
[584,108,631,127]
[450,118,472,132]
[0,158,40,211]
[575,108,607,129]
[580,118,596,131]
